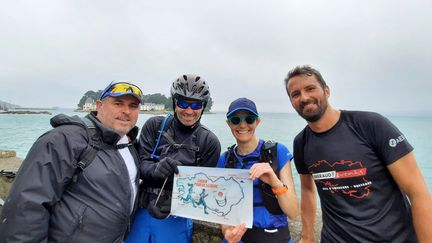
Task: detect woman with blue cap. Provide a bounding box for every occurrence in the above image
[217,98,299,243]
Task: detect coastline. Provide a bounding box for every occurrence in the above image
[74,109,216,115]
[0,110,52,115]
[74,109,172,115]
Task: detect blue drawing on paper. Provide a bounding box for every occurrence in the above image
[171,166,253,228]
[175,172,245,217]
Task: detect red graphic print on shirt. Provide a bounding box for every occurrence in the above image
[308,160,371,199]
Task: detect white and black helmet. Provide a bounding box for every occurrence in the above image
[170,74,210,103]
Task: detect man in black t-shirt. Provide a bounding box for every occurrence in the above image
[283,65,432,243]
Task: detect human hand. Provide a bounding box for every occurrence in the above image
[153,157,181,179]
[222,224,247,243]
[148,197,171,219]
[249,163,280,187]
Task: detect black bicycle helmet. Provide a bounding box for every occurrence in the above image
[170,74,210,103]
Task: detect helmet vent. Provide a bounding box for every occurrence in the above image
[170,74,210,102]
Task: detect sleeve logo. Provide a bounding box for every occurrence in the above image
[389,135,406,148]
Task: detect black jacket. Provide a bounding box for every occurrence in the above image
[0,112,140,243]
[137,115,221,206]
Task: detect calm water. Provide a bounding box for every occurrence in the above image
[1,109,431,194]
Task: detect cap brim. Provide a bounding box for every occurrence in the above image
[226,107,259,117]
[103,92,142,103]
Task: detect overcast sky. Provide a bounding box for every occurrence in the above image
[1,0,431,115]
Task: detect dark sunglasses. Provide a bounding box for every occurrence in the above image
[227,115,257,125]
[176,100,204,110]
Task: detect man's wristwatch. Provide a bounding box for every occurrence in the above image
[271,183,288,196]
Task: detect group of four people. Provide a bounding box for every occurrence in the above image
[0,65,431,243]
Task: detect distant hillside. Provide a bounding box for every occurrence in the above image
[0,100,20,110]
[78,91,214,112]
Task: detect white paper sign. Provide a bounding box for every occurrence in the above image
[171,166,253,228]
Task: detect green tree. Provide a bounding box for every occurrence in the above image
[204,97,213,112]
[165,97,173,111]
[143,93,169,105]
[77,91,213,111]
[77,90,102,108]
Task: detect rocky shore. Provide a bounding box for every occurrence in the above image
[0,150,20,202]
[0,110,52,115]
[0,150,323,242]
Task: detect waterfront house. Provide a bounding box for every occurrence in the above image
[83,98,96,111]
[141,103,165,111]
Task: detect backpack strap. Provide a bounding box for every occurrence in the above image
[225,144,238,168]
[259,140,278,171]
[151,114,203,166]
[192,125,205,166]
[72,116,101,182]
[150,114,172,161]
[162,132,200,152]
[224,140,283,214]
[226,141,278,170]
[257,140,284,215]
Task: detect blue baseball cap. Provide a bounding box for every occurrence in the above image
[226,98,259,117]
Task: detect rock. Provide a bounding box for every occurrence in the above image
[0,151,22,171]
[0,111,52,115]
[0,150,16,159]
[192,220,223,243]
[0,150,22,214]
[289,210,322,243]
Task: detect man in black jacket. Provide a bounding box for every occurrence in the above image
[126,74,221,243]
[0,81,143,243]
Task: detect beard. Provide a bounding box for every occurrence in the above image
[296,98,328,123]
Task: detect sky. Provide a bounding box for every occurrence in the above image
[1,0,431,115]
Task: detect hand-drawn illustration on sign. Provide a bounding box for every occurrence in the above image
[171,166,253,228]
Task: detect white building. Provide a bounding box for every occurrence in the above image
[141,103,165,111]
[83,98,96,111]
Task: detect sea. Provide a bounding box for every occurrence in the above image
[1,109,431,195]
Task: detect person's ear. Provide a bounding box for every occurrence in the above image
[255,117,261,126]
[324,85,330,98]
[96,99,103,110]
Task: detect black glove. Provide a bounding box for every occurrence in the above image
[153,157,180,179]
[148,194,171,219]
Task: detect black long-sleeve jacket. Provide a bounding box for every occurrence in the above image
[0,112,139,243]
[137,115,221,207]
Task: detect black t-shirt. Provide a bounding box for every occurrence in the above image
[293,110,417,243]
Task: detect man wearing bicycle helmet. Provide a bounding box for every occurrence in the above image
[125,74,221,243]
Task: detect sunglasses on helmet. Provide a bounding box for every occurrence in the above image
[176,99,204,110]
[100,82,143,100]
[227,115,258,125]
